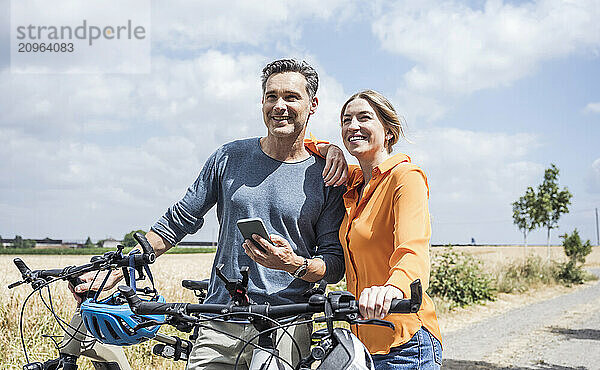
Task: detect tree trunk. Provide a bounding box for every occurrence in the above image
[546,227,551,260]
[523,231,528,261]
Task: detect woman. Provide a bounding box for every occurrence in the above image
[338,90,442,369]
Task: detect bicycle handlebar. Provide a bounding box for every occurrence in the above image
[119,279,422,323]
[8,233,157,293]
[134,231,156,264]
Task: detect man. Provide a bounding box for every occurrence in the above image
[75,58,347,369]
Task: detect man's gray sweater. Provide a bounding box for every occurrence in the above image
[152,138,345,305]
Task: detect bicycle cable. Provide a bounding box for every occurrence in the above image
[18,266,106,362]
[235,316,313,370]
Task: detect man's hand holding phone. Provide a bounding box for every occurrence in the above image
[238,218,305,275]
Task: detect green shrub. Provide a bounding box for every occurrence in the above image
[429,247,496,307]
[557,229,594,285]
[123,230,147,248]
[556,260,588,285]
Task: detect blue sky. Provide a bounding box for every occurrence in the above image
[1,0,599,245]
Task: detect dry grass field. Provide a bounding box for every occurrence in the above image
[435,245,600,269]
[0,254,214,370]
[1,245,599,369]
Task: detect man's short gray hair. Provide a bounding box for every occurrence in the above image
[261,59,319,99]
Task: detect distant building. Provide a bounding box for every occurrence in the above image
[178,241,216,248]
[1,238,13,247]
[34,238,63,248]
[102,238,121,249]
[1,237,63,248]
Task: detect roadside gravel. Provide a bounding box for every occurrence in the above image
[442,269,600,369]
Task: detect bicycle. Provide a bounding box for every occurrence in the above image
[117,264,423,370]
[7,232,191,370]
[10,236,422,369]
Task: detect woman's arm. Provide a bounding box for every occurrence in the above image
[359,167,431,319]
[304,136,349,186]
[386,168,432,291]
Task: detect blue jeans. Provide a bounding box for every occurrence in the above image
[371,327,442,370]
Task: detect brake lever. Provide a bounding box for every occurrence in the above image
[349,318,395,330]
[8,280,25,289]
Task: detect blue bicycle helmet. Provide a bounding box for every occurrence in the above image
[80,291,165,346]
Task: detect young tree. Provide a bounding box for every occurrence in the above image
[84,236,94,248]
[512,187,538,248]
[14,235,36,248]
[123,230,146,249]
[536,164,573,259]
[562,229,592,264]
[14,235,23,248]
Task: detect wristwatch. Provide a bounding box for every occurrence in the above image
[291,257,309,279]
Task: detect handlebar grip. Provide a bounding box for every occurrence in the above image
[389,279,422,314]
[134,232,156,264]
[182,279,209,291]
[389,298,412,313]
[118,285,142,312]
[13,258,32,277]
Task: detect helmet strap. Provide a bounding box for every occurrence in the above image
[93,267,113,302]
[129,254,137,292]
[128,251,158,298]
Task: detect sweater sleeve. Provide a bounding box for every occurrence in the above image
[313,184,346,283]
[385,166,432,294]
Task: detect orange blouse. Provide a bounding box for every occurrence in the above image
[340,153,442,354]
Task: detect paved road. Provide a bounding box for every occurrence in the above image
[443,269,600,369]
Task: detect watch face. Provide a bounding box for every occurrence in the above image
[295,265,308,278]
[293,258,308,278]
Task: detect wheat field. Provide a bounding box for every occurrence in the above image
[2,245,599,369]
[0,254,214,370]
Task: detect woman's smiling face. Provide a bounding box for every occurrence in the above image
[341,98,387,160]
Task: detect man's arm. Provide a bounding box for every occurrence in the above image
[74,148,223,295]
[243,234,327,283]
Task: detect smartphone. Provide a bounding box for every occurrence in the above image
[237,217,270,252]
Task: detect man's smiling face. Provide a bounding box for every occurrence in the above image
[262,72,317,138]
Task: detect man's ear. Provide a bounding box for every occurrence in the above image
[309,96,319,115]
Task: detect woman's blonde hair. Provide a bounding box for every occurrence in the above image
[340,90,408,153]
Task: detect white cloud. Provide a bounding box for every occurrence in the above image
[152,0,351,52]
[0,50,356,240]
[0,50,270,239]
[0,128,204,238]
[583,102,600,114]
[0,51,267,142]
[372,0,600,95]
[393,127,544,243]
[408,127,542,199]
